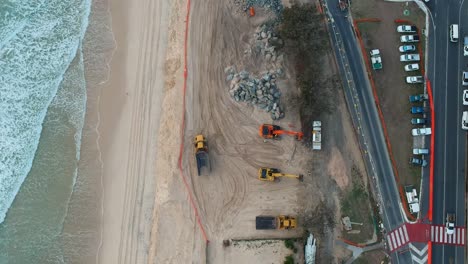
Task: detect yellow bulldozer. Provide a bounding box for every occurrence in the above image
[258,167,303,182]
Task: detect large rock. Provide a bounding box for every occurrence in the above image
[239,70,249,79]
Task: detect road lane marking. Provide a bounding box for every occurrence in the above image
[403,225,409,241]
[391,232,398,249]
[399,227,406,243]
[388,235,394,251]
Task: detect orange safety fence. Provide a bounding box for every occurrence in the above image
[178,0,209,243]
[353,19,417,221]
[340,238,366,248]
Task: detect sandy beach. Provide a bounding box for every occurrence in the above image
[97,0,187,263]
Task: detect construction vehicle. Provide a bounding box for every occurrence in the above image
[312,121,322,150]
[446,213,455,235]
[258,167,303,182]
[194,134,211,176]
[259,124,303,140]
[256,215,297,230]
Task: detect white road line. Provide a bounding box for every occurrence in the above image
[395,231,402,247]
[431,225,435,241]
[457,228,460,244]
[403,225,409,241]
[440,226,444,242]
[461,229,465,245]
[444,230,448,243]
[391,232,398,249]
[399,227,406,243]
[387,235,394,251]
[435,226,439,242]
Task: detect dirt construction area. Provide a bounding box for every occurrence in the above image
[352,0,426,188]
[150,0,377,263]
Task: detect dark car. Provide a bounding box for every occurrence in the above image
[410,106,428,114]
[410,157,428,167]
[411,118,427,125]
[409,94,428,102]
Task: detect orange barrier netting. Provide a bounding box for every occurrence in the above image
[353,20,416,221]
[340,238,366,248]
[178,0,209,243]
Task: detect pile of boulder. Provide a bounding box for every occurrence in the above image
[248,24,284,69]
[225,66,285,120]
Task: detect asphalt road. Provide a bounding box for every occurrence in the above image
[426,0,467,263]
[323,1,412,263]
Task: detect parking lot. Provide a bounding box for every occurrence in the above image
[351,1,426,189]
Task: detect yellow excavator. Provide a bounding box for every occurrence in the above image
[258,167,303,182]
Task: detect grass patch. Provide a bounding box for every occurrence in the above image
[283,255,294,264]
[340,167,374,243]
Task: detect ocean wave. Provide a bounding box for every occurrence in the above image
[0,0,91,223]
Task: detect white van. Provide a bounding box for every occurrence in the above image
[450,24,459,42]
[463,111,468,130]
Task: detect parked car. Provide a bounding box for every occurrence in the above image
[412,127,432,136]
[401,35,420,43]
[406,76,424,84]
[462,71,468,86]
[399,45,416,52]
[400,54,420,62]
[413,148,429,155]
[411,118,427,125]
[397,25,417,33]
[463,90,468,105]
[409,94,428,102]
[411,106,428,114]
[463,111,468,130]
[405,63,420,72]
[410,157,428,167]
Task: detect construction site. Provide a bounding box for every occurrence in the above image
[152,0,381,263]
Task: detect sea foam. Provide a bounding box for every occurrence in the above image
[0,0,90,223]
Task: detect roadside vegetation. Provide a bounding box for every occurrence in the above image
[340,167,375,243]
[277,2,338,126]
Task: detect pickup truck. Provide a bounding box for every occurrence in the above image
[370,49,382,70]
[401,35,420,43]
[409,94,428,102]
[397,25,417,33]
[406,76,424,84]
[400,54,420,62]
[446,213,455,235]
[412,127,432,136]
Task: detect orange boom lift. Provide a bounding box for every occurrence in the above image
[259,124,304,140]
